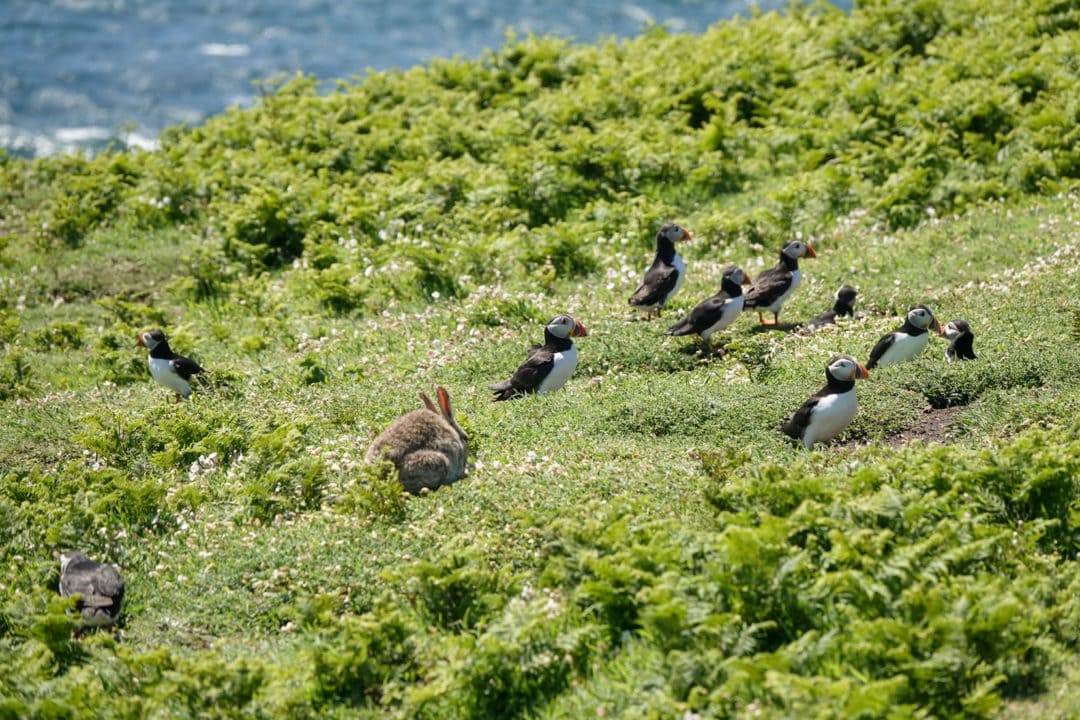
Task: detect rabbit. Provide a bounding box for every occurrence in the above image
[365,386,469,493]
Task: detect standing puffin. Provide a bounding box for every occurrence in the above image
[866,304,943,369]
[628,222,691,318]
[59,551,125,628]
[806,285,858,329]
[943,319,977,362]
[663,266,751,354]
[743,240,817,326]
[137,329,205,401]
[780,354,869,450]
[489,314,588,401]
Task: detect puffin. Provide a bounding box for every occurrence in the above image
[743,240,817,325]
[780,354,869,450]
[489,314,588,401]
[806,285,858,329]
[59,551,125,628]
[943,319,977,362]
[628,222,691,318]
[866,304,943,369]
[137,329,205,401]
[663,266,751,354]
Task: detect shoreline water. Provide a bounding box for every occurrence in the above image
[1,0,819,158]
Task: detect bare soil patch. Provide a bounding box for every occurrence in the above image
[884,405,963,447]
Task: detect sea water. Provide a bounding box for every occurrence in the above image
[0,0,819,157]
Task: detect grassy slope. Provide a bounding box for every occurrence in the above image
[3,0,1080,717]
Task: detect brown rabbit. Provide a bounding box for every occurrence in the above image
[365,387,469,493]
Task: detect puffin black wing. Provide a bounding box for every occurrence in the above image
[951,332,977,360]
[865,333,897,369]
[171,355,205,381]
[780,395,820,440]
[664,293,732,337]
[489,349,555,400]
[806,310,838,329]
[629,263,679,308]
[744,268,793,309]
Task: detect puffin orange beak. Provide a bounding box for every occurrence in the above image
[572,320,588,338]
[136,335,145,347]
[804,244,817,258]
[683,229,692,242]
[933,319,944,336]
[855,362,869,379]
[742,272,752,285]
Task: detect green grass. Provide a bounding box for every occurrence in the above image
[4,0,1080,716]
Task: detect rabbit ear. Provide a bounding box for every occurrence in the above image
[419,392,438,412]
[437,387,453,418]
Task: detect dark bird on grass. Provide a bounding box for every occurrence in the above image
[663,266,751,354]
[59,551,125,628]
[743,240,817,326]
[628,223,691,318]
[943,319,977,362]
[806,285,858,330]
[780,355,869,450]
[138,329,205,401]
[489,314,588,400]
[865,305,943,369]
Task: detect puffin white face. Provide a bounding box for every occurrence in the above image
[546,314,588,340]
[782,240,817,259]
[138,330,165,350]
[660,223,691,243]
[723,267,749,286]
[907,306,938,331]
[943,319,969,340]
[827,355,870,382]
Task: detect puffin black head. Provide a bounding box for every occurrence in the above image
[658,222,691,245]
[545,314,588,340]
[59,550,89,573]
[137,329,168,351]
[943,319,972,340]
[826,354,870,383]
[835,285,857,312]
[907,305,943,334]
[720,266,751,293]
[654,222,691,260]
[781,240,817,261]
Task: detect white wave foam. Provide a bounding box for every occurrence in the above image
[198,43,251,57]
[54,126,112,143]
[0,124,159,157]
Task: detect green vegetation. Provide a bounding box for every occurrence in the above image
[2,0,1080,716]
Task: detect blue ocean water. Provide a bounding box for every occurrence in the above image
[1,0,801,157]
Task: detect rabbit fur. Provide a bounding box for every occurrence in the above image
[365,387,469,493]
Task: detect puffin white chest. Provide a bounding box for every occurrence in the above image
[701,295,745,342]
[149,357,191,396]
[878,331,929,367]
[803,389,858,449]
[667,252,686,303]
[765,268,800,313]
[537,345,578,394]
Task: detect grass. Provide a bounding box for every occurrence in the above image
[2,193,1079,717]
[3,0,1080,716]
